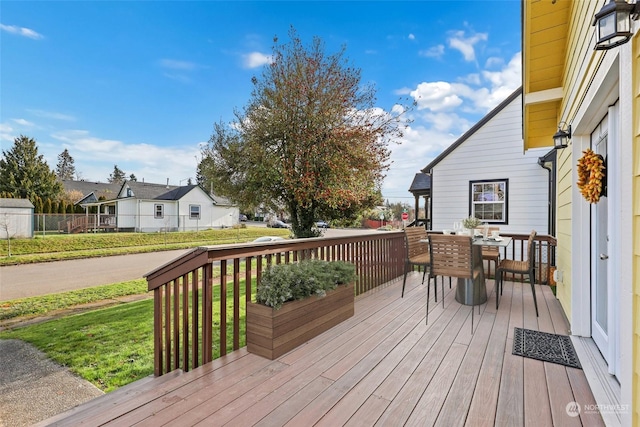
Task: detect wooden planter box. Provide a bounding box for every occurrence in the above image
[246,282,355,359]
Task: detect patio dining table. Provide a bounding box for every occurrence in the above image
[422,234,512,307]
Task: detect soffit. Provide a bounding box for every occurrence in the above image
[523,0,572,150]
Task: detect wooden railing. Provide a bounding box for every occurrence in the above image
[145,232,406,376]
[59,214,116,233]
[145,230,556,377]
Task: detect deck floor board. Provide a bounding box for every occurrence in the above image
[40,274,604,427]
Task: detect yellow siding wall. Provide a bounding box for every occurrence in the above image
[632,29,639,427]
[554,1,601,316]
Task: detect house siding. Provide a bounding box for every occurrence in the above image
[632,31,639,427]
[431,94,549,234]
[554,0,602,329]
[0,201,34,238]
[116,198,138,229]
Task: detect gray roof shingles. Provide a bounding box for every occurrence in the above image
[0,198,35,209]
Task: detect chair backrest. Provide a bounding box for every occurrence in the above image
[404,227,429,258]
[428,234,473,279]
[526,230,537,264]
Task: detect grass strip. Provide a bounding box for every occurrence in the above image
[0,280,148,321]
[0,227,290,265]
[0,281,249,392]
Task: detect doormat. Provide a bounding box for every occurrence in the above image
[512,327,582,369]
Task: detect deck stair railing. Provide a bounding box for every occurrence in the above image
[145,231,555,376]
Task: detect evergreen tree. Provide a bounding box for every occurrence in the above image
[56,148,76,180]
[129,173,137,182]
[108,165,126,184]
[0,135,63,203]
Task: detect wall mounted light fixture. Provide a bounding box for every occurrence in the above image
[593,0,640,50]
[552,122,571,149]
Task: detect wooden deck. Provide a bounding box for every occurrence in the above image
[39,274,604,426]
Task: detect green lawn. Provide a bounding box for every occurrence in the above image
[0,227,288,391]
[0,280,250,392]
[0,227,290,265]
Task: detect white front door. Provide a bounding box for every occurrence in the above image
[590,120,609,362]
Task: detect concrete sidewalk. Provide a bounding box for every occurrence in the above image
[0,339,103,427]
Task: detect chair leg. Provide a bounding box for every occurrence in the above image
[426,274,432,325]
[402,263,408,298]
[529,269,539,317]
[471,300,474,334]
[496,270,502,310]
[433,275,438,303]
[440,276,445,308]
[422,269,427,284]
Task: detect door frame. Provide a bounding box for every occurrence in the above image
[569,56,622,379]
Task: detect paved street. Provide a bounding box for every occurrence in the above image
[0,227,382,301]
[0,249,190,301]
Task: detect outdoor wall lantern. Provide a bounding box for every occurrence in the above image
[593,0,640,50]
[552,122,571,149]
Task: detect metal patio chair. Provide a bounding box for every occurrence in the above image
[496,230,539,316]
[401,227,431,298]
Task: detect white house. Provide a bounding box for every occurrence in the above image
[421,88,553,235]
[114,181,238,232]
[64,180,239,232]
[0,198,35,238]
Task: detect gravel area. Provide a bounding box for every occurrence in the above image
[0,339,103,427]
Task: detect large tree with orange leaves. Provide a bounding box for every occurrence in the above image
[199,28,412,237]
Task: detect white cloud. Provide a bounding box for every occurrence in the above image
[243,52,272,68]
[448,30,488,62]
[11,118,34,126]
[385,50,522,203]
[159,59,197,70]
[162,73,192,83]
[419,45,445,58]
[0,24,43,40]
[484,56,504,69]
[382,124,458,202]
[26,109,75,121]
[410,82,464,112]
[408,33,416,40]
[48,130,200,185]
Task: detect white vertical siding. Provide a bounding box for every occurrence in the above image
[0,207,33,238]
[431,94,550,234]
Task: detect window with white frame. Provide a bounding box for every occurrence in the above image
[189,204,201,220]
[154,204,164,219]
[469,179,507,223]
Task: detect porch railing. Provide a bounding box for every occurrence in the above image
[145,232,406,376]
[145,231,556,376]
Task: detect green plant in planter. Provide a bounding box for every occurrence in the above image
[462,216,482,229]
[256,259,356,310]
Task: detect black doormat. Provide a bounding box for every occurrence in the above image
[512,327,582,369]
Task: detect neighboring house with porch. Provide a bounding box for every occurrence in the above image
[522,1,637,424]
[0,198,34,238]
[62,180,238,232]
[421,87,553,235]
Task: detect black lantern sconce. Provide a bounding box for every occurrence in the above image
[552,122,571,149]
[593,0,640,50]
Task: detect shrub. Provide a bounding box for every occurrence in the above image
[255,259,356,309]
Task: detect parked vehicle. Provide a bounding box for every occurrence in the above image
[315,220,330,228]
[239,214,248,222]
[267,219,291,229]
[252,236,286,243]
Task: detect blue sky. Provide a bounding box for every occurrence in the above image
[1,1,522,204]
